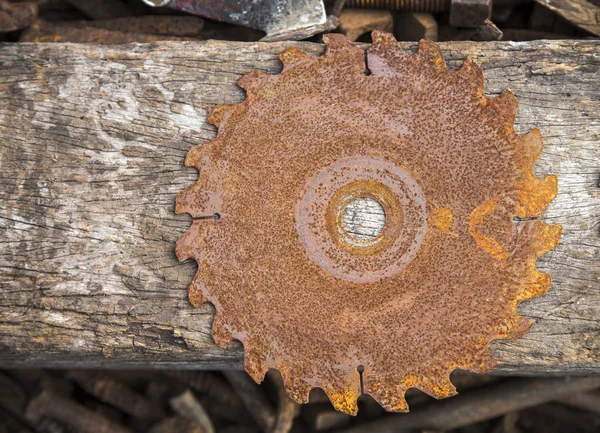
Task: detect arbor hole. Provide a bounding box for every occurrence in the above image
[342,198,386,240]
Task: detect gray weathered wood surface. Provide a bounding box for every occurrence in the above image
[0,40,599,373]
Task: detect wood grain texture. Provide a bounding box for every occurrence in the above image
[0,40,599,373]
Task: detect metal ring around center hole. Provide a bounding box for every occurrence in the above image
[295,156,428,284]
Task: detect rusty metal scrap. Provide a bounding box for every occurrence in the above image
[142,0,338,41]
[25,390,133,433]
[345,0,492,28]
[57,15,205,37]
[0,0,37,33]
[176,31,561,414]
[20,20,190,43]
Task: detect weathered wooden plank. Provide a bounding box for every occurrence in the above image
[0,40,599,373]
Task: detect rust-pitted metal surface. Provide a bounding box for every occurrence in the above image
[175,31,562,415]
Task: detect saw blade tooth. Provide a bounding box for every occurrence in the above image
[367,32,408,76]
[517,270,553,301]
[490,89,518,124]
[211,310,233,349]
[366,385,410,413]
[322,33,358,52]
[178,144,225,218]
[462,350,499,374]
[514,174,559,218]
[183,144,203,167]
[238,71,271,92]
[175,182,202,215]
[175,220,202,262]
[323,386,361,416]
[371,29,398,46]
[322,33,365,73]
[243,346,269,384]
[207,104,237,128]
[526,221,563,257]
[278,47,312,69]
[175,179,222,218]
[492,304,533,339]
[188,281,208,308]
[522,128,545,163]
[278,372,312,405]
[416,39,447,73]
[457,58,485,93]
[505,312,534,339]
[417,374,458,400]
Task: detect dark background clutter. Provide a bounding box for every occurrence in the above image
[0,0,597,44]
[2,369,600,433]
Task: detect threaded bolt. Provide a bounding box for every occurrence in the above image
[344,0,451,13]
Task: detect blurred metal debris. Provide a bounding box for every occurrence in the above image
[450,0,492,27]
[20,19,190,42]
[3,369,600,433]
[268,370,301,433]
[339,377,600,433]
[149,416,206,433]
[534,0,600,36]
[55,15,205,36]
[471,18,503,39]
[345,0,491,26]
[303,403,352,430]
[556,390,600,415]
[0,0,591,43]
[394,12,438,40]
[519,402,600,433]
[345,0,449,12]
[439,18,503,40]
[0,371,27,416]
[224,371,276,433]
[0,0,37,32]
[338,9,393,41]
[67,370,165,419]
[25,390,134,433]
[66,0,133,19]
[165,370,241,405]
[170,390,215,433]
[9,369,74,398]
[141,0,339,41]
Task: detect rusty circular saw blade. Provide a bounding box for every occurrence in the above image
[175,31,562,415]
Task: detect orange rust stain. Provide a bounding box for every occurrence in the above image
[514,174,559,217]
[429,207,453,232]
[469,198,509,260]
[325,387,361,416]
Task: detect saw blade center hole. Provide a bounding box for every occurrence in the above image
[342,198,386,241]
